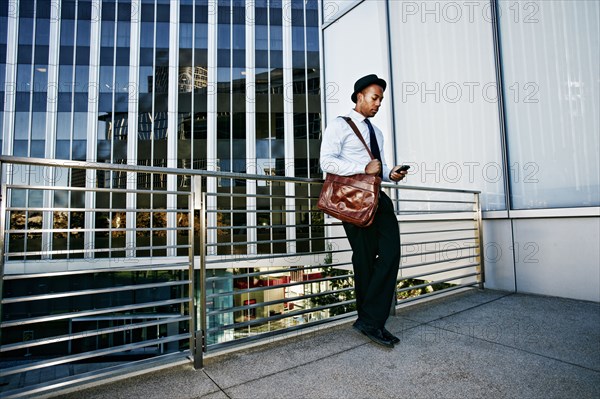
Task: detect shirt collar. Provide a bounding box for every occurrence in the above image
[348,108,368,124]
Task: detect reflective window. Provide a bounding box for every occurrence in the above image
[116,21,130,47]
[76,20,91,46]
[156,23,170,48]
[18,18,34,45]
[499,0,600,209]
[60,19,76,46]
[31,112,46,139]
[117,2,131,22]
[101,21,115,47]
[17,64,32,91]
[74,66,89,92]
[57,112,72,140]
[73,113,88,140]
[14,112,30,140]
[33,65,48,92]
[15,92,30,112]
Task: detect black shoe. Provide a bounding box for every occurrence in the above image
[352,320,394,348]
[382,328,400,344]
[352,320,365,334]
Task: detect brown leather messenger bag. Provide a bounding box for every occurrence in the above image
[317,117,381,227]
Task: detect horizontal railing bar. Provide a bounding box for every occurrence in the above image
[6,226,191,234]
[396,199,476,205]
[205,262,352,282]
[400,263,480,281]
[0,155,324,184]
[207,299,356,333]
[206,209,321,214]
[1,155,480,194]
[71,315,188,321]
[396,283,478,304]
[6,207,190,213]
[2,263,190,279]
[208,236,344,247]
[207,235,332,247]
[0,334,189,378]
[207,223,321,230]
[205,311,357,352]
[0,352,192,399]
[401,236,477,247]
[0,315,189,352]
[401,245,479,258]
[400,254,479,270]
[398,210,475,214]
[0,298,190,328]
[2,280,191,304]
[209,192,318,201]
[206,274,354,299]
[383,182,480,194]
[206,287,355,317]
[6,243,191,257]
[205,248,352,264]
[396,272,479,294]
[206,248,332,264]
[395,218,476,223]
[401,227,476,235]
[5,184,192,196]
[208,209,475,216]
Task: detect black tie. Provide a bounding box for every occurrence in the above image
[364,118,382,178]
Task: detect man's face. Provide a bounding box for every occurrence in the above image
[356,84,384,118]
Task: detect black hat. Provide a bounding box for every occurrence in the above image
[351,74,387,103]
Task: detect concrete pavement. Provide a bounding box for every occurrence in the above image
[49,289,600,399]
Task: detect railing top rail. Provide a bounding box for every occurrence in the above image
[0,155,481,195]
[380,182,480,195]
[0,155,322,184]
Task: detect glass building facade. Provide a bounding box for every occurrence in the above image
[321,0,599,301]
[0,0,325,380]
[1,0,321,258]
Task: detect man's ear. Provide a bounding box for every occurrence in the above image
[356,91,363,103]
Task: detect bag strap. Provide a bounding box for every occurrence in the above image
[340,116,375,160]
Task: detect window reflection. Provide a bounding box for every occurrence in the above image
[2,0,323,259]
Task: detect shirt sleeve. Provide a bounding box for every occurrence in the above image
[319,119,368,176]
[380,150,392,183]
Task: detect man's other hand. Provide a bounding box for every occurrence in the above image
[365,160,382,175]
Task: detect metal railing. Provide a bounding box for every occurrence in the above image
[0,155,484,398]
[0,156,197,398]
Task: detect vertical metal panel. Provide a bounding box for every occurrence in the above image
[246,0,258,255]
[282,0,296,251]
[197,191,207,369]
[476,193,485,289]
[42,1,62,259]
[166,0,181,257]
[206,0,218,255]
[0,163,7,341]
[2,0,19,157]
[85,0,103,257]
[126,0,142,258]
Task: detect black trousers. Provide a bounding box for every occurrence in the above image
[343,191,400,329]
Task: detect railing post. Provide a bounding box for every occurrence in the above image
[475,193,485,290]
[192,185,207,370]
[0,161,6,342]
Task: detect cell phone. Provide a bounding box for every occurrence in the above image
[394,165,410,172]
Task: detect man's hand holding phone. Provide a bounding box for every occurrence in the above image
[390,164,410,182]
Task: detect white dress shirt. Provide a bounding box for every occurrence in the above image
[320,109,392,182]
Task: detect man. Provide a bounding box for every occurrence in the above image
[320,74,408,348]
